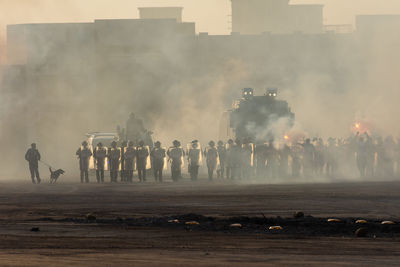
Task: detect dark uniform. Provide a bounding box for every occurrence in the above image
[188,141,201,181]
[151,141,166,182]
[241,140,253,179]
[108,141,120,183]
[279,144,291,178]
[124,141,136,183]
[302,139,315,178]
[136,141,149,182]
[216,141,226,178]
[205,141,218,180]
[120,141,127,182]
[231,139,243,179]
[94,143,107,183]
[255,143,267,178]
[25,143,41,184]
[226,139,234,179]
[168,140,185,182]
[76,141,92,183]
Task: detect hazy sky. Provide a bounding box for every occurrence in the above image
[0,0,400,35]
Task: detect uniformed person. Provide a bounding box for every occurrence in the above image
[216,141,226,178]
[226,139,234,179]
[279,143,291,178]
[255,143,267,178]
[76,141,92,183]
[151,141,166,182]
[241,138,253,179]
[124,141,136,183]
[136,140,149,182]
[205,141,218,180]
[94,142,107,183]
[231,139,243,179]
[108,141,120,183]
[25,143,41,184]
[188,141,201,181]
[120,141,127,182]
[302,139,315,178]
[167,140,185,182]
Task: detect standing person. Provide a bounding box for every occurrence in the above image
[205,141,218,181]
[291,143,303,178]
[120,141,127,182]
[76,141,92,183]
[25,143,41,184]
[226,139,234,179]
[216,141,226,179]
[326,138,338,177]
[124,141,136,183]
[167,140,185,182]
[151,141,166,182]
[265,140,278,179]
[302,139,315,178]
[231,139,243,180]
[188,141,201,181]
[255,143,267,178]
[356,136,368,178]
[136,140,149,182]
[241,138,253,179]
[108,141,120,183]
[279,143,291,178]
[94,142,107,183]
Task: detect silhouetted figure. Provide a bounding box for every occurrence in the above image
[126,113,145,145]
[124,141,136,183]
[188,141,201,181]
[279,144,291,178]
[226,139,234,179]
[216,141,226,178]
[255,143,267,178]
[108,141,120,183]
[136,140,149,182]
[265,140,278,179]
[168,140,185,182]
[120,141,127,182]
[291,143,303,178]
[205,141,218,181]
[326,138,338,177]
[76,141,92,183]
[231,139,243,179]
[356,136,368,178]
[241,138,253,179]
[25,143,41,184]
[151,141,165,182]
[94,142,106,183]
[302,139,315,178]
[314,138,325,175]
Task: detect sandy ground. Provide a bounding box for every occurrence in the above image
[1,179,400,266]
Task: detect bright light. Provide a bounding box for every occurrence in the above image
[355,123,360,129]
[284,135,289,140]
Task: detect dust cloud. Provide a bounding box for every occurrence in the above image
[0,1,399,181]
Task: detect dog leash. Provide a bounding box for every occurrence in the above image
[39,160,53,169]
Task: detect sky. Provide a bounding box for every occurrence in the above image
[1,0,400,63]
[0,0,400,34]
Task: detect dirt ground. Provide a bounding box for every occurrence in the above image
[1,179,400,266]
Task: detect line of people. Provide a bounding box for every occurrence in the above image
[74,132,400,183]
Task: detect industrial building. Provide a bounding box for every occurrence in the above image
[231,0,323,34]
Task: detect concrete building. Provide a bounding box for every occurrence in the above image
[231,0,323,34]
[138,7,183,23]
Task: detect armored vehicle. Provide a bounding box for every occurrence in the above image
[222,88,295,142]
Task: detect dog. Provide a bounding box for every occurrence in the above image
[49,167,65,184]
